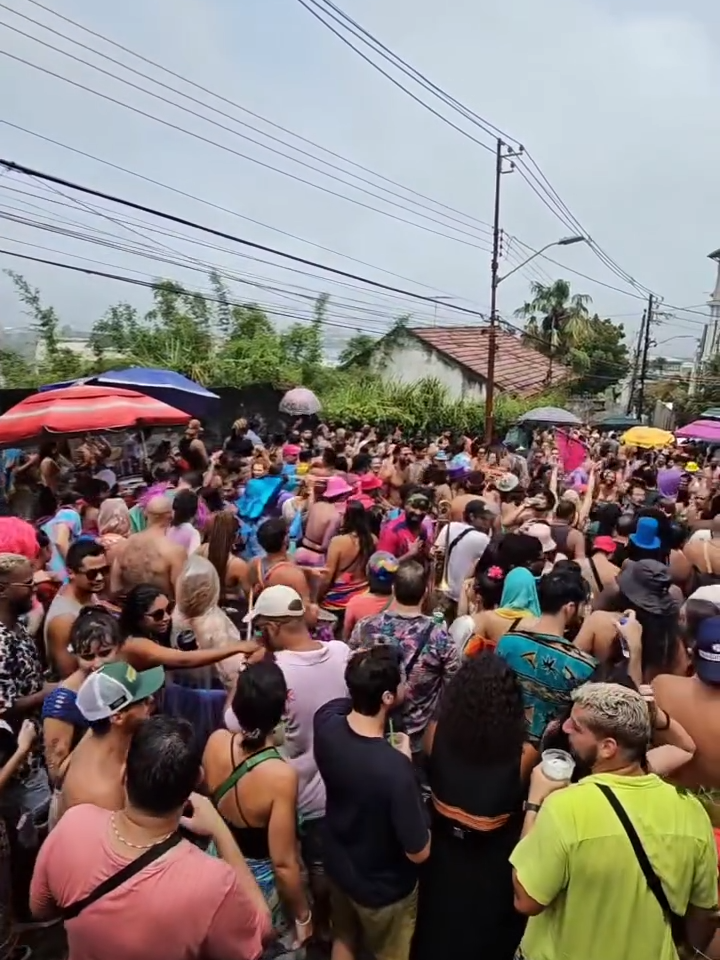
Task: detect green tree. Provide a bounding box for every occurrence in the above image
[6,271,85,385]
[338,333,377,368]
[565,317,630,395]
[516,279,592,354]
[515,280,630,396]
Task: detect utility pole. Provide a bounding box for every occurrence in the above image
[688,324,708,398]
[636,293,654,421]
[625,319,644,416]
[484,139,519,443]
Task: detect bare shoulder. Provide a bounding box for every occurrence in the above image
[268,757,298,795]
[204,728,232,755]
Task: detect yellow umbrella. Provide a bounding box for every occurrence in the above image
[621,426,674,449]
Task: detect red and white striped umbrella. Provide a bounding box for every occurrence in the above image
[0,385,190,446]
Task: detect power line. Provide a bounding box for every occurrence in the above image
[0,245,422,341]
[0,119,481,302]
[0,158,494,319]
[0,180,494,325]
[0,31,493,254]
[14,0,497,238]
[299,0,660,300]
[0,210,450,333]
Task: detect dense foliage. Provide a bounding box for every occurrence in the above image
[516,279,630,395]
[1,271,569,434]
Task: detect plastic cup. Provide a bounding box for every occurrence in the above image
[541,748,575,782]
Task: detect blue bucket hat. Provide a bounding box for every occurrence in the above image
[629,516,660,552]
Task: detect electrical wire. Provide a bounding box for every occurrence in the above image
[0,119,484,304]
[0,181,491,324]
[299,0,661,299]
[12,0,498,238]
[0,157,496,320]
[0,243,495,347]
[0,21,495,253]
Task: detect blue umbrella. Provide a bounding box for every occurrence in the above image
[40,368,219,419]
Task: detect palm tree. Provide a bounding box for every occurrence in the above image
[515,280,593,355]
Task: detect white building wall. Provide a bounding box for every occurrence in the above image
[375,341,486,401]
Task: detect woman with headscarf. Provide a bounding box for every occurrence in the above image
[463,568,541,657]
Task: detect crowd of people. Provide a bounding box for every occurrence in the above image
[0,416,719,959]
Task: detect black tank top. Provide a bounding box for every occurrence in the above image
[212,743,282,860]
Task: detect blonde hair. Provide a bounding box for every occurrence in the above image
[572,682,651,749]
[0,553,31,576]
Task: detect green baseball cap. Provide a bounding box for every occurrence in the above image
[76,661,165,722]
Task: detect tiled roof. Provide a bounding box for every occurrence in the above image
[407,326,572,397]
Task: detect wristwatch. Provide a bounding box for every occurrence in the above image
[523,801,542,813]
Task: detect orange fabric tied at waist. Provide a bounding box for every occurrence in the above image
[432,795,512,833]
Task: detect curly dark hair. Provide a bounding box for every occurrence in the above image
[436,652,526,764]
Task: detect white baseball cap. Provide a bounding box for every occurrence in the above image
[76,662,165,723]
[243,585,305,623]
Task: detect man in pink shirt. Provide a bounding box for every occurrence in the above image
[377,490,432,561]
[30,715,271,960]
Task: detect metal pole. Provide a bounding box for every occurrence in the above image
[636,293,654,420]
[484,138,503,444]
[625,319,644,416]
[688,324,707,398]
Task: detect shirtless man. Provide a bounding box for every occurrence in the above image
[114,496,187,598]
[251,519,311,601]
[450,471,486,522]
[56,661,164,822]
[653,613,720,790]
[381,447,410,507]
[685,516,720,585]
[45,540,108,679]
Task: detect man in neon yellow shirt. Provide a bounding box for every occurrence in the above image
[511,681,718,960]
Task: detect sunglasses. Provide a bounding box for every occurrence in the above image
[81,566,110,582]
[147,601,175,622]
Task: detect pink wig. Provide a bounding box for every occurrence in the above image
[0,517,39,560]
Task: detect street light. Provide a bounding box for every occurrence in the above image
[496,235,586,285]
[653,335,698,347]
[484,234,587,442]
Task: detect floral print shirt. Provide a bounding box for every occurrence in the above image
[348,611,459,748]
[0,621,45,779]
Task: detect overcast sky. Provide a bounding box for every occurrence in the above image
[0,0,716,359]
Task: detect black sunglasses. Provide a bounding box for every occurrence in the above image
[147,601,175,622]
[81,566,110,582]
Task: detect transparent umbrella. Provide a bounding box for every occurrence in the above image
[279,388,322,416]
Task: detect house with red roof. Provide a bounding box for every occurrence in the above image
[371,325,572,399]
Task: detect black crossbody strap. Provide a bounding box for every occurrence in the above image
[595,784,683,938]
[62,832,182,921]
[405,621,436,678]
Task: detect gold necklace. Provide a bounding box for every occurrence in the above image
[110,812,174,851]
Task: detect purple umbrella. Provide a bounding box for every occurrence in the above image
[675,420,720,441]
[279,387,322,416]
